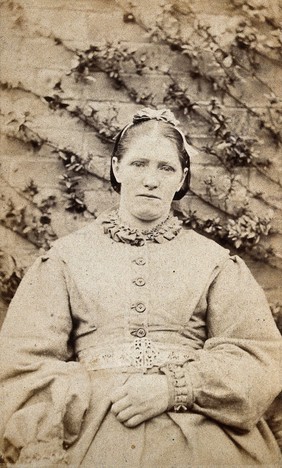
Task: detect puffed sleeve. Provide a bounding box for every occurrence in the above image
[0,247,91,465]
[181,256,281,431]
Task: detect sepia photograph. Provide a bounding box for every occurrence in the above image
[0,0,281,466]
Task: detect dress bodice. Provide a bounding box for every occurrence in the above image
[47,212,228,369]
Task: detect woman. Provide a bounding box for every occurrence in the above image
[0,108,281,466]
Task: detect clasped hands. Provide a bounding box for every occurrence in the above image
[110,374,169,428]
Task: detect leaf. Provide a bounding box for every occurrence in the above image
[22,226,32,234]
[70,57,80,69]
[234,239,242,249]
[85,76,97,82]
[222,56,233,68]
[43,96,54,103]
[74,198,84,205]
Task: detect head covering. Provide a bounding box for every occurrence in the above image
[111,107,193,200]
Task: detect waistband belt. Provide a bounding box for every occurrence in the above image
[78,338,194,371]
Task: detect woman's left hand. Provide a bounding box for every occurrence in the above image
[110,374,169,427]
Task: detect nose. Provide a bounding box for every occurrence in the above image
[142,169,160,190]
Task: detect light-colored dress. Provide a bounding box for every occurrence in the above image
[0,211,281,467]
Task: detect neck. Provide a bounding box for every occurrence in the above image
[117,205,171,231]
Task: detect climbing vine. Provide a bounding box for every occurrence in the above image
[0,249,24,304]
[149,2,282,144]
[44,94,121,144]
[176,207,273,257]
[69,42,155,105]
[0,177,57,250]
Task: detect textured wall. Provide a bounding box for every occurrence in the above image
[0,0,282,327]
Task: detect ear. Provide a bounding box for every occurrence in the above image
[177,167,188,191]
[112,157,121,183]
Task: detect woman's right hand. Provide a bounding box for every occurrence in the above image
[110,374,169,427]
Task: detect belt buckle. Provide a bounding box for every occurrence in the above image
[130,338,160,369]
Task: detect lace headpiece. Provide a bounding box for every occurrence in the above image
[115,108,185,143]
[132,108,180,126]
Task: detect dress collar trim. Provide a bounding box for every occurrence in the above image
[99,209,182,246]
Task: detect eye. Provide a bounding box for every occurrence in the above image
[160,165,176,172]
[131,161,146,167]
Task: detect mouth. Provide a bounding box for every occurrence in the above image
[137,194,161,200]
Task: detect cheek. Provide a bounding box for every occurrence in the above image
[117,166,133,183]
[165,174,183,192]
[118,170,138,191]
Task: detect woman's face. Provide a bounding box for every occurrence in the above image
[112,134,187,224]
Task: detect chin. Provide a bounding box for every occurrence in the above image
[133,208,163,222]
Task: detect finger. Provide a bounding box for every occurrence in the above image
[111,396,131,416]
[123,414,144,428]
[116,406,138,423]
[110,386,128,403]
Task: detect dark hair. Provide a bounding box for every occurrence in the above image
[110,119,190,200]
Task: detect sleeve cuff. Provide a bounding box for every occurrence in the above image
[160,364,194,412]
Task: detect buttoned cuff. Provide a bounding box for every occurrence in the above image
[160,364,194,412]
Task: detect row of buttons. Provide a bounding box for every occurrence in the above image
[131,256,147,339]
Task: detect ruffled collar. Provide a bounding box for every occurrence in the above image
[100,210,182,246]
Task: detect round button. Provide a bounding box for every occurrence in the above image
[135,303,146,313]
[133,277,146,287]
[134,257,146,266]
[136,328,146,338]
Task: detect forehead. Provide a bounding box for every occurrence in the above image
[123,134,180,161]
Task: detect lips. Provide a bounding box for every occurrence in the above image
[137,194,161,199]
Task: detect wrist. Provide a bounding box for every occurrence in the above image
[160,364,192,412]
